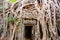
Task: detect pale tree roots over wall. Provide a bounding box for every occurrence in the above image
[0,0,60,40]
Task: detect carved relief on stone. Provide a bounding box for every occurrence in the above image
[23,19,37,25]
[22,0,36,4]
[22,4,38,19]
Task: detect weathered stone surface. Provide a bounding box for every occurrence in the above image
[1,0,60,40]
[23,19,37,25]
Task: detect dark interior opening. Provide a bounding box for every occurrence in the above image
[57,28,60,36]
[51,37,53,40]
[46,23,51,38]
[25,26,32,40]
[39,22,43,39]
[13,33,15,40]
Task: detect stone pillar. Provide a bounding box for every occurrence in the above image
[32,25,35,40]
[18,22,25,40]
[35,21,40,40]
[41,19,47,40]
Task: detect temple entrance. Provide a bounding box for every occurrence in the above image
[24,26,32,40]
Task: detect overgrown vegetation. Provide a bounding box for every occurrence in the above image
[6,16,18,24]
[0,0,60,40]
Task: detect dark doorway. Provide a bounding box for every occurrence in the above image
[25,26,32,40]
[57,28,60,36]
[39,22,43,39]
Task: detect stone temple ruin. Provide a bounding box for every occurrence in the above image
[0,0,60,40]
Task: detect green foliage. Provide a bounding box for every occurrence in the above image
[16,22,23,26]
[13,17,18,21]
[7,17,14,24]
[6,16,18,24]
[0,5,3,10]
[16,22,20,26]
[9,0,17,3]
